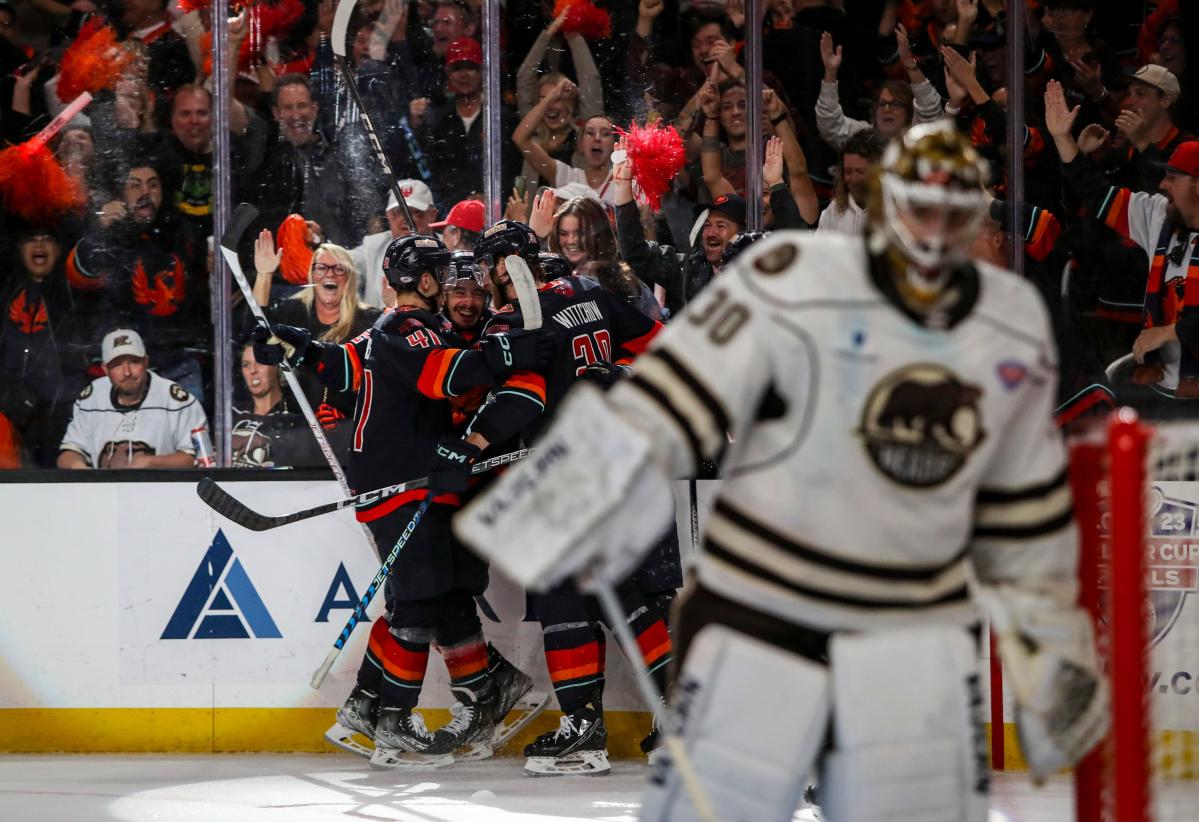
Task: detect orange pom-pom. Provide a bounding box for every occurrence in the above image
[56,20,134,103]
[277,214,314,286]
[552,0,611,40]
[619,121,686,212]
[0,141,85,223]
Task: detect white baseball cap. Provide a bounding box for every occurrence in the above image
[387,180,435,212]
[101,328,147,365]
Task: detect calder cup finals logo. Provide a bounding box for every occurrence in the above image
[858,364,986,488]
[1099,487,1199,649]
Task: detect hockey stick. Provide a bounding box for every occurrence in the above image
[311,492,435,688]
[197,448,530,531]
[331,0,418,235]
[588,574,718,822]
[504,256,543,330]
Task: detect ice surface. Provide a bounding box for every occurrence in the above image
[0,753,1078,821]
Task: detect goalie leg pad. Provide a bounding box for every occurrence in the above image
[455,383,675,591]
[819,626,988,822]
[640,624,828,822]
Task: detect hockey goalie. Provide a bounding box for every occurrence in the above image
[455,121,1108,821]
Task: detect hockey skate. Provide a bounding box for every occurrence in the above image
[324,686,378,759]
[523,704,610,777]
[427,679,498,759]
[456,644,549,761]
[369,705,454,770]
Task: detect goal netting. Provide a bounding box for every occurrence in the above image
[1070,412,1199,821]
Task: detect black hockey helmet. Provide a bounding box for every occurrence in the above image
[721,230,768,267]
[443,250,485,289]
[382,234,451,291]
[474,220,540,268]
[538,252,572,281]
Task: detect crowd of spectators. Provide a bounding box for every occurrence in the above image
[0,0,1196,470]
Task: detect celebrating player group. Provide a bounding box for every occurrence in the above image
[229,119,1107,821]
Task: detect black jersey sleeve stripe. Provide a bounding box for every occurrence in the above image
[654,349,732,438]
[972,507,1074,540]
[705,536,971,610]
[625,374,706,468]
[976,467,1068,504]
[716,499,969,582]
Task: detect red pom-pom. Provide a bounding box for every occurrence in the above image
[177,0,210,12]
[257,0,304,39]
[56,20,134,103]
[0,141,85,223]
[619,121,686,212]
[277,214,314,286]
[552,0,611,40]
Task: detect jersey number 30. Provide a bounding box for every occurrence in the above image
[572,330,612,376]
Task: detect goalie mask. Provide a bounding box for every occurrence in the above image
[867,120,989,298]
[382,234,451,296]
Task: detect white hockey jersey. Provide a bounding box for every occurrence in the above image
[610,231,1077,632]
[60,372,207,467]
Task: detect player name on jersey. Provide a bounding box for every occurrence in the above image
[551,300,604,330]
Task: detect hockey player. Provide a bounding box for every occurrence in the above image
[255,234,554,769]
[441,251,489,342]
[456,122,1108,819]
[430,220,679,776]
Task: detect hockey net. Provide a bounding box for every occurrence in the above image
[1070,412,1199,822]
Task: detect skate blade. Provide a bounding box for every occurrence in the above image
[369,747,455,770]
[523,750,610,777]
[490,690,551,751]
[455,740,495,761]
[324,722,373,759]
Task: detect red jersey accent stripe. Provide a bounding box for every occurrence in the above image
[355,490,462,522]
[345,343,363,392]
[620,323,663,358]
[416,348,460,399]
[1026,211,1061,263]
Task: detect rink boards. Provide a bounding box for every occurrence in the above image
[2,477,1199,771]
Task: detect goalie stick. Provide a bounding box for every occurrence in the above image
[197,448,530,531]
[331,0,418,235]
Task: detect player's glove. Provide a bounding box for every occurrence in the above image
[430,436,482,494]
[580,361,630,390]
[480,328,556,376]
[252,323,312,367]
[315,403,346,429]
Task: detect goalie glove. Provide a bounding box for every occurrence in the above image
[979,585,1109,780]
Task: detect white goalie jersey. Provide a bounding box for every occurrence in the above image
[609,231,1077,633]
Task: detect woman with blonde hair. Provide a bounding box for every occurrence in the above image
[251,229,381,432]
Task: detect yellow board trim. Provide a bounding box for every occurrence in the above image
[0,708,654,757]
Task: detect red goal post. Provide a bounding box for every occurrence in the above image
[1070,410,1199,821]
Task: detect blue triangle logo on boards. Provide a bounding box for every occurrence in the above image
[161,529,282,639]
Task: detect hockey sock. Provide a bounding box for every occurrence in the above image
[543,622,604,713]
[441,632,491,693]
[364,618,431,709]
[630,609,673,694]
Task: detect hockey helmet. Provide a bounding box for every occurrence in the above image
[538,252,572,281]
[721,231,768,267]
[382,234,451,292]
[868,120,989,284]
[474,220,541,269]
[442,250,486,289]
